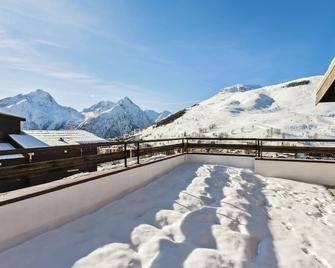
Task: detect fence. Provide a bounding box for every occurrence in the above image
[1,137,335,192]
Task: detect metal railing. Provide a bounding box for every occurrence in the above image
[1,137,335,192]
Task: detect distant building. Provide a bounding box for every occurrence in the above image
[0,112,28,164]
[0,111,106,150]
[0,112,25,139]
[316,57,335,104]
[0,112,108,191]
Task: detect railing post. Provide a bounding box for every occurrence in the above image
[27,152,35,163]
[257,139,260,157]
[124,142,127,167]
[186,138,189,153]
[136,142,140,164]
[182,138,184,153]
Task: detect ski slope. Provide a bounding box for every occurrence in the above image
[139,76,335,139]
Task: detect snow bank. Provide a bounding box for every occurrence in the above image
[0,163,334,268]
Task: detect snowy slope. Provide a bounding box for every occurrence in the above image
[139,76,335,139]
[79,97,153,138]
[144,110,171,123]
[0,89,84,130]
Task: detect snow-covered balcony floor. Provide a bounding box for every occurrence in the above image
[0,163,334,268]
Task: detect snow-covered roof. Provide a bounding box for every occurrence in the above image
[24,130,107,146]
[10,134,49,149]
[0,142,24,160]
[0,111,25,121]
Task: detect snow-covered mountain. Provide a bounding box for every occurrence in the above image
[0,90,168,138]
[79,97,153,138]
[144,110,171,123]
[0,89,83,129]
[82,101,115,115]
[138,76,335,139]
[4,75,332,141]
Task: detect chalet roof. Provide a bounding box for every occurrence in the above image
[316,57,335,104]
[24,130,106,146]
[0,112,26,121]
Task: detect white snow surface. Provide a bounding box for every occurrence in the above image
[0,143,15,151]
[0,164,334,268]
[139,76,335,139]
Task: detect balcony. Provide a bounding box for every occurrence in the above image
[0,138,335,267]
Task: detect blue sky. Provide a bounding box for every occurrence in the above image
[0,0,334,112]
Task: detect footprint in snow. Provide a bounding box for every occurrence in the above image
[281,221,293,231]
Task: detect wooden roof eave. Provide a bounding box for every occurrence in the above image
[0,112,26,122]
[315,57,335,104]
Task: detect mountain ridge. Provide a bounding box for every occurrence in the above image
[0,90,170,139]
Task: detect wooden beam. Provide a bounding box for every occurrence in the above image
[187,143,257,151]
[316,57,335,104]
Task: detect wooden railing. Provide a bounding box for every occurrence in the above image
[1,137,335,192]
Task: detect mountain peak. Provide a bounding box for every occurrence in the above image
[35,88,48,93]
[118,96,135,106]
[83,100,115,114]
[0,89,83,130]
[30,89,52,96]
[223,84,261,93]
[26,89,55,103]
[121,96,132,102]
[144,109,171,123]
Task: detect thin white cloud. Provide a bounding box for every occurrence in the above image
[0,0,95,30]
[32,38,68,49]
[0,1,179,111]
[0,30,172,109]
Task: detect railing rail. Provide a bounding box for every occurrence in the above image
[1,137,335,192]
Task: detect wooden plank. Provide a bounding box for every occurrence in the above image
[187,143,257,150]
[261,145,335,154]
[138,144,182,156]
[0,144,183,181]
[187,137,257,141]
